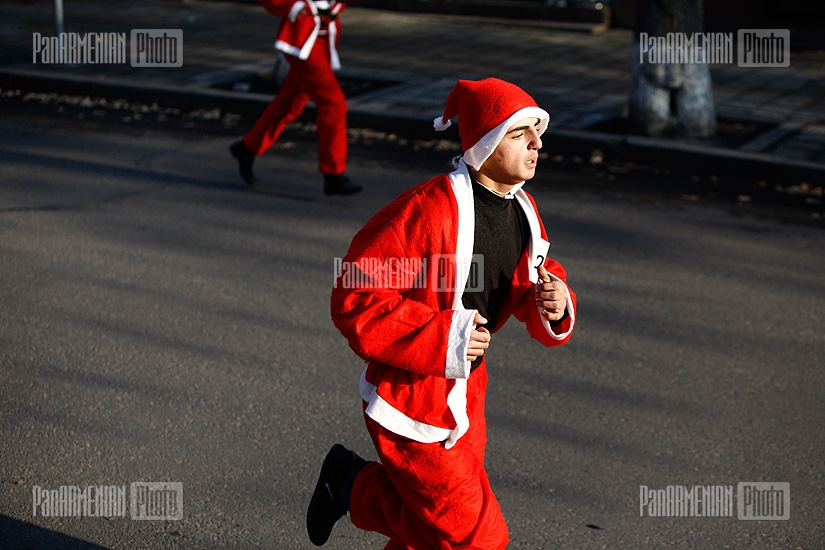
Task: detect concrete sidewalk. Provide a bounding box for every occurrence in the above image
[2,0,825,183]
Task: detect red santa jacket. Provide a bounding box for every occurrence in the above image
[257,0,344,69]
[331,161,576,449]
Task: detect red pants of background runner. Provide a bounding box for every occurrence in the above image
[349,366,510,550]
[243,35,347,175]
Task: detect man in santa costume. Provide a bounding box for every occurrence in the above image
[308,78,577,548]
[229,0,361,195]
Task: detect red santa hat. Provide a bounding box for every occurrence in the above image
[433,78,550,170]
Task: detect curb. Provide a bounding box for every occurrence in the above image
[547,128,825,185]
[2,66,823,185]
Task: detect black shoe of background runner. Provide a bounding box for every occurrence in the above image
[323,173,362,196]
[306,444,367,546]
[229,140,256,186]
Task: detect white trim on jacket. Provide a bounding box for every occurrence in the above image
[274,0,343,69]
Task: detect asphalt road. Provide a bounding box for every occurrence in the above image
[1,104,823,549]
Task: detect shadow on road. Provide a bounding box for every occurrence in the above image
[0,514,111,550]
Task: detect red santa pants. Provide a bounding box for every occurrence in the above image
[243,35,347,175]
[350,366,510,550]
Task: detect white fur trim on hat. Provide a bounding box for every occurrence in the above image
[433,116,452,132]
[463,106,549,171]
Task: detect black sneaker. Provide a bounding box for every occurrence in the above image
[229,140,256,186]
[306,444,367,546]
[323,173,362,196]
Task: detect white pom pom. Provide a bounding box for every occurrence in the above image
[433,116,452,132]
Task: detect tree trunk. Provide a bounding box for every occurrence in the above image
[630,0,717,138]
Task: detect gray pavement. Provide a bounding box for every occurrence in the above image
[1,0,825,184]
[1,107,824,549]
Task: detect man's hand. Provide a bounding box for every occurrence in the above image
[466,312,490,362]
[536,264,567,322]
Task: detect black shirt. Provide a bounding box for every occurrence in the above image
[462,178,530,345]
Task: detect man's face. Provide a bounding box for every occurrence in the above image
[477,117,543,187]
